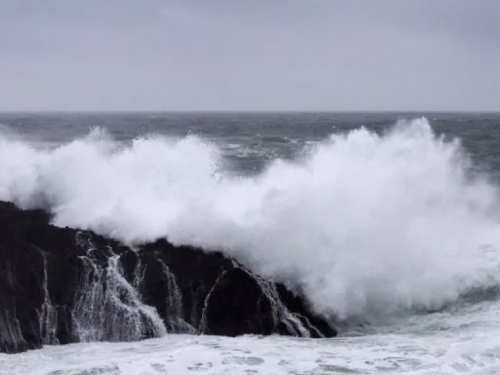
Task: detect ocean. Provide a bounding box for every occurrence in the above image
[1,112,500,374]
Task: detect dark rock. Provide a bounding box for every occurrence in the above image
[0,201,336,353]
[199,268,276,336]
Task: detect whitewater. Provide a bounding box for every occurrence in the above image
[2,113,500,374]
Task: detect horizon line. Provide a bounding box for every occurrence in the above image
[1,109,500,114]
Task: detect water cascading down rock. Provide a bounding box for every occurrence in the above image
[0,201,336,353]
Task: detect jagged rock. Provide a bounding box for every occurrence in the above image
[0,201,336,353]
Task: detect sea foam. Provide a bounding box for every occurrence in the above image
[1,118,499,322]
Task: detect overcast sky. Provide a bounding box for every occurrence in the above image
[0,0,499,111]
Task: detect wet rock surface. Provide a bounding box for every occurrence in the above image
[0,201,335,353]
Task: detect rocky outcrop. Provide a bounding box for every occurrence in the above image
[0,201,336,354]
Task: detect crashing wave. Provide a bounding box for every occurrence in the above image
[1,118,500,322]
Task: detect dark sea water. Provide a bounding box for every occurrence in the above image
[1,112,500,176]
[2,112,500,374]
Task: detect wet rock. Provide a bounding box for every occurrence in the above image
[0,201,336,353]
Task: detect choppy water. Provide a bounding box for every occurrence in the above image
[1,112,500,374]
[2,112,500,177]
[3,296,500,375]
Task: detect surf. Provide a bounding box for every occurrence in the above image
[1,118,499,323]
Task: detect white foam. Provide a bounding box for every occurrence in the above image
[4,296,500,375]
[1,118,500,322]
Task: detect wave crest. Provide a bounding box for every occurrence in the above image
[1,118,500,322]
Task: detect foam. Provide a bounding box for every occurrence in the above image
[1,118,499,321]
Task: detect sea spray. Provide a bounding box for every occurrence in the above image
[1,118,499,322]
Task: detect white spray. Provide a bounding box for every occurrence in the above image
[1,118,499,322]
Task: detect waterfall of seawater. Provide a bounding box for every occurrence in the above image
[252,271,313,337]
[158,259,195,333]
[38,251,59,345]
[72,255,167,342]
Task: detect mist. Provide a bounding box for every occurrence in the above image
[2,118,500,320]
[0,0,499,111]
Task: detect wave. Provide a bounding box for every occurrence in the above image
[1,118,500,323]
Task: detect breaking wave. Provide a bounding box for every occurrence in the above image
[1,118,500,322]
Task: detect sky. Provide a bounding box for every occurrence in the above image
[0,0,499,112]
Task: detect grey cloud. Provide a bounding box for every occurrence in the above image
[0,0,499,111]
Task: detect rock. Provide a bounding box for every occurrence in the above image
[0,201,336,353]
